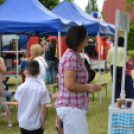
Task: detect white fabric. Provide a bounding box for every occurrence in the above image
[14,78,51,130]
[56,107,89,134]
[34,56,47,88]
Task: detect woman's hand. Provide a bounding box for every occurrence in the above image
[88,84,101,93]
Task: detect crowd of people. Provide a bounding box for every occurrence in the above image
[0,25,134,134]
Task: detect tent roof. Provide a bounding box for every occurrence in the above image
[0,0,76,34]
[52,0,115,35]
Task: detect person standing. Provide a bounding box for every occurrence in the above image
[55,25,101,134]
[126,50,134,99]
[107,37,129,101]
[45,39,56,85]
[19,53,27,83]
[14,60,50,134]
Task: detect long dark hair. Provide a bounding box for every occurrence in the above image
[65,25,87,51]
[51,38,56,55]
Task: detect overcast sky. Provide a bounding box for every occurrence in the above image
[60,0,105,12]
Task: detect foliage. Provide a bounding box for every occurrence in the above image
[128,50,134,62]
[85,0,98,14]
[125,0,134,12]
[126,0,134,5]
[127,19,134,50]
[0,0,5,5]
[39,0,59,10]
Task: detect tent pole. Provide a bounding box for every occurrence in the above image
[121,31,128,94]
[111,30,119,107]
[16,35,19,88]
[97,32,101,103]
[58,31,61,60]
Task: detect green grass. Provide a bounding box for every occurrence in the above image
[0,71,134,134]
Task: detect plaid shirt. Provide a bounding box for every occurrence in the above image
[55,49,89,111]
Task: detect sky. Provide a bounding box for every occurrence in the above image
[60,0,105,12]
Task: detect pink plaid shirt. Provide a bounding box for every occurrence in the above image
[55,49,89,111]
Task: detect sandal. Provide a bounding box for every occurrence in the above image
[8,122,13,128]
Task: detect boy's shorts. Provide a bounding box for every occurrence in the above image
[0,96,8,110]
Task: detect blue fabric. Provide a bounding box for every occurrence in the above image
[52,0,115,35]
[0,0,77,34]
[1,81,11,111]
[127,75,134,99]
[19,34,29,48]
[46,60,55,85]
[20,60,27,73]
[111,113,134,134]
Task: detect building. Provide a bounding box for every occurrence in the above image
[102,0,134,24]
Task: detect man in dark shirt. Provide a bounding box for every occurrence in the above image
[45,39,56,85]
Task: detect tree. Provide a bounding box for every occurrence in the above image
[126,0,134,5]
[85,0,98,14]
[127,19,134,50]
[125,0,134,12]
[39,0,59,10]
[0,0,5,5]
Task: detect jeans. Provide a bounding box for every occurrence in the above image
[111,66,129,102]
[1,81,11,111]
[46,60,55,85]
[127,75,134,99]
[20,128,44,134]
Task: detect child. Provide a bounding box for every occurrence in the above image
[14,60,51,134]
[19,53,27,83]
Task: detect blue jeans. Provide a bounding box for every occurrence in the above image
[127,75,134,99]
[46,60,55,85]
[1,81,11,111]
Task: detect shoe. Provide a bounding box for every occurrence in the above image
[8,122,13,128]
[1,112,6,115]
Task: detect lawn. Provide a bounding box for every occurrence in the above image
[0,71,134,134]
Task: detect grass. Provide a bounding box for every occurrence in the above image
[0,71,134,134]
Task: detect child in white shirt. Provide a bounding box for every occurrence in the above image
[14,60,51,134]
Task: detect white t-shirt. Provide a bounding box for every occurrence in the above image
[14,78,51,130]
[34,56,47,88]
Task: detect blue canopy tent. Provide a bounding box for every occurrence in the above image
[52,0,115,35]
[52,0,115,103]
[0,0,80,87]
[0,0,77,34]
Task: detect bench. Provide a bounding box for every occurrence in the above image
[91,82,107,101]
[46,83,58,93]
[6,102,54,108]
[6,92,58,107]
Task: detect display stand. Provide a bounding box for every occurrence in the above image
[0,34,27,87]
[108,10,132,134]
[108,101,134,134]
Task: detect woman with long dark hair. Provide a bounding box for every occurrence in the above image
[55,25,101,134]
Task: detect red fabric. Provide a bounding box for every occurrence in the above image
[126,57,133,75]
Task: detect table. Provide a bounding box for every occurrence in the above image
[108,100,134,134]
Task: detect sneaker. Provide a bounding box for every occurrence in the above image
[1,112,6,115]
